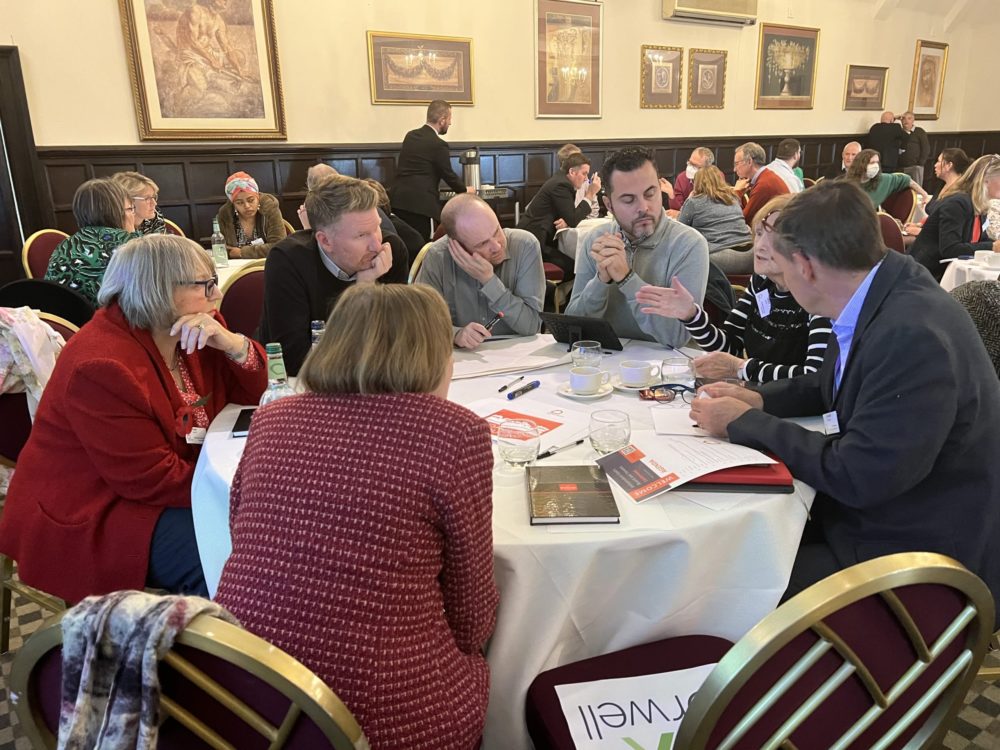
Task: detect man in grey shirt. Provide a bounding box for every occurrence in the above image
[416,193,545,349]
[566,146,709,347]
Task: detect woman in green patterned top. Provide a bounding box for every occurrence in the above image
[45,178,139,307]
[112,171,166,235]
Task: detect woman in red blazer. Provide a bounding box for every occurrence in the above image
[215,283,498,750]
[0,235,266,602]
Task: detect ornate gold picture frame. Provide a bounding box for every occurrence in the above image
[843,65,888,111]
[908,40,948,120]
[118,0,286,140]
[687,48,726,109]
[754,23,819,110]
[640,45,682,109]
[535,0,603,118]
[367,31,474,106]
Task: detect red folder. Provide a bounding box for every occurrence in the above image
[682,456,794,493]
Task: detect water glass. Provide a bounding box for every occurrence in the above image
[661,356,695,386]
[497,419,541,468]
[571,340,603,368]
[589,410,631,455]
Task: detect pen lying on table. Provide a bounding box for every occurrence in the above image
[498,375,525,393]
[537,437,586,460]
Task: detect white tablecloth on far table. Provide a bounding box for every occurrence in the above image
[191,336,816,750]
[216,258,262,290]
[940,258,1000,292]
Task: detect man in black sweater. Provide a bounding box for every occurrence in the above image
[258,177,408,375]
[898,111,931,186]
[866,111,906,172]
[390,99,471,241]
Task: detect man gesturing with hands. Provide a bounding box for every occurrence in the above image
[565,146,708,347]
[416,194,545,349]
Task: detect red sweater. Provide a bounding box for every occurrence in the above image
[215,392,498,750]
[741,166,790,225]
[0,303,266,602]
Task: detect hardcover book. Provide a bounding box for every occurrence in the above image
[526,465,620,525]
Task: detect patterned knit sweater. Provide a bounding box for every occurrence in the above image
[44,226,138,307]
[684,274,831,382]
[215,391,498,750]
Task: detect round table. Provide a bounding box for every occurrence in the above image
[191,335,815,750]
[940,258,1000,292]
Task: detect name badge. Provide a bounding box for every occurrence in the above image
[755,289,772,318]
[186,427,207,445]
[822,411,840,436]
[250,237,265,245]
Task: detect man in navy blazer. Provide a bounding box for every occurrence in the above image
[690,180,1000,616]
[390,99,471,242]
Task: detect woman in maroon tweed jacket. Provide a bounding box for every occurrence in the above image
[215,283,498,750]
[0,235,266,602]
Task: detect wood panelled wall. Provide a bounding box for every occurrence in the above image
[33,130,1000,245]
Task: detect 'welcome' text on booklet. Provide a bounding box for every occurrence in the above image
[526,465,620,525]
[595,437,779,503]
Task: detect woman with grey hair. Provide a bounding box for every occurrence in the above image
[0,234,267,602]
[112,170,166,235]
[44,178,139,306]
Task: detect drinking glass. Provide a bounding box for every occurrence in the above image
[589,410,631,455]
[496,419,541,469]
[661,356,695,387]
[571,340,603,368]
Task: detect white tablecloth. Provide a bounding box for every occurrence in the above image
[216,258,261,290]
[191,336,815,750]
[940,258,1000,292]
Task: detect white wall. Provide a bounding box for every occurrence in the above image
[0,0,991,146]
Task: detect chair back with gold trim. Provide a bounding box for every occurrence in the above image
[675,552,994,749]
[880,187,918,224]
[408,242,434,284]
[163,218,186,237]
[36,312,80,343]
[219,262,266,339]
[878,212,906,254]
[282,218,296,236]
[803,177,816,188]
[10,612,368,749]
[21,229,69,279]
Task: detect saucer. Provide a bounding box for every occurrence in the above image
[557,382,613,400]
[611,375,652,392]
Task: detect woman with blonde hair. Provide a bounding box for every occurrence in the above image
[910,153,1000,280]
[676,165,753,273]
[216,283,498,750]
[112,171,166,235]
[1,235,266,602]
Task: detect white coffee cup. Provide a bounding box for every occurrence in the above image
[619,360,659,388]
[570,366,610,395]
[975,250,993,265]
[987,253,1000,269]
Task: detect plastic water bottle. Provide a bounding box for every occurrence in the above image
[310,320,325,350]
[259,343,296,406]
[211,218,230,268]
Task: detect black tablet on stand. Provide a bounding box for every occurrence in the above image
[539,313,623,351]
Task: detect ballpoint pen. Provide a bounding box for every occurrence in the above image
[537,437,586,460]
[484,311,504,331]
[498,375,525,393]
[507,380,541,400]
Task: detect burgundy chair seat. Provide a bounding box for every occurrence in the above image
[878,213,906,253]
[525,634,733,750]
[543,262,565,283]
[881,188,917,224]
[219,269,265,340]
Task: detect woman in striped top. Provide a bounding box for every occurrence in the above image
[636,195,831,383]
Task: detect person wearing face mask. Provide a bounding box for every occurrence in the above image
[823,142,862,180]
[215,171,287,259]
[846,149,928,210]
[660,147,714,216]
[565,146,709,348]
[636,195,830,383]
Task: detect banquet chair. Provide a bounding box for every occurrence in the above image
[881,188,918,224]
[878,212,907,253]
[282,218,296,236]
[407,242,434,283]
[20,229,69,279]
[0,280,95,329]
[219,261,266,340]
[164,218,186,237]
[802,177,816,188]
[36,312,80,343]
[10,611,369,749]
[526,553,993,750]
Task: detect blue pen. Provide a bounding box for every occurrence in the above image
[507,380,541,400]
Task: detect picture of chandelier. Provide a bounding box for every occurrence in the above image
[766,39,809,97]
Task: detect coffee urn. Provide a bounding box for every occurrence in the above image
[460,149,481,192]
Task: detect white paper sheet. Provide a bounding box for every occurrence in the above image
[452,335,571,380]
[649,404,707,437]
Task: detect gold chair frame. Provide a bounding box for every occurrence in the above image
[0,555,65,654]
[163,218,186,237]
[20,229,69,279]
[220,260,267,296]
[407,242,434,284]
[11,612,368,750]
[35,312,80,339]
[675,552,995,750]
[281,218,296,236]
[882,188,918,225]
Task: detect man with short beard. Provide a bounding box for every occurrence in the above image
[565,146,709,347]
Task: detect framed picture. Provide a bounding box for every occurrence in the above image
[843,65,888,110]
[367,31,474,106]
[754,23,819,110]
[908,40,948,120]
[687,48,727,109]
[535,0,603,118]
[640,45,682,109]
[117,0,286,140]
